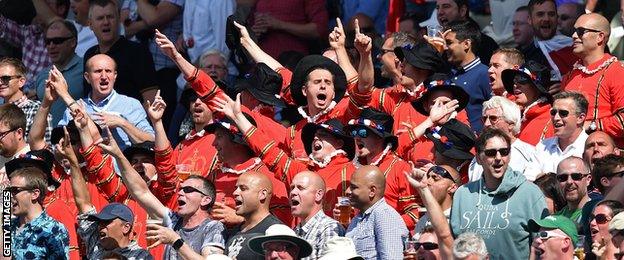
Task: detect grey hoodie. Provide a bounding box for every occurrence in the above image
[450,168,548,259]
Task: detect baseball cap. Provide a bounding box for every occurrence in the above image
[87,202,135,223]
[609,212,624,232]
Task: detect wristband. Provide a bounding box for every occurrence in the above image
[172,238,184,251]
[68,100,78,108]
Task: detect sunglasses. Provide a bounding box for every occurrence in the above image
[44,36,73,45]
[482,115,500,124]
[549,109,570,118]
[513,75,532,85]
[413,242,439,250]
[179,186,208,196]
[574,27,602,37]
[5,186,34,196]
[536,230,568,240]
[428,166,457,183]
[0,75,20,85]
[350,128,370,138]
[556,173,587,182]
[483,147,510,157]
[591,213,612,224]
[0,127,18,140]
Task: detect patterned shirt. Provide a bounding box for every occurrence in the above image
[148,0,184,70]
[164,210,226,259]
[12,95,52,143]
[11,211,70,259]
[346,198,408,260]
[0,15,52,89]
[294,210,345,260]
[77,207,153,260]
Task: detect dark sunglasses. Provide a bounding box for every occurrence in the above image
[483,147,510,157]
[350,128,369,138]
[574,27,602,37]
[377,49,394,59]
[549,109,570,118]
[5,186,34,196]
[482,115,500,124]
[44,36,73,45]
[556,173,587,182]
[428,166,457,183]
[179,186,208,196]
[591,213,611,224]
[513,74,532,85]
[0,75,21,84]
[414,242,439,250]
[0,127,18,140]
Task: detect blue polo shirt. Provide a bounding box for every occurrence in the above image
[451,58,491,132]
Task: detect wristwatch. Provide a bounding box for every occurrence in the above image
[172,238,185,251]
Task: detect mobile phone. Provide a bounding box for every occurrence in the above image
[100,124,110,144]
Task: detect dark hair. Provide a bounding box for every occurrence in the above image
[534,173,567,212]
[553,91,589,116]
[88,0,118,19]
[0,57,28,77]
[399,11,427,31]
[46,20,78,39]
[56,0,71,18]
[445,20,481,53]
[475,128,511,154]
[596,200,624,217]
[516,6,529,13]
[0,103,26,135]
[527,0,557,14]
[187,175,217,209]
[9,167,48,205]
[592,154,624,193]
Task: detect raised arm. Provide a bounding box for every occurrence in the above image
[49,66,81,115]
[233,21,283,70]
[29,71,58,150]
[155,29,197,78]
[135,0,182,29]
[329,18,358,82]
[97,128,169,219]
[353,19,374,93]
[146,90,172,151]
[31,0,63,26]
[405,167,454,260]
[56,125,93,214]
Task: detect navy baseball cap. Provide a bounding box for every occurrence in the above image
[87,203,135,223]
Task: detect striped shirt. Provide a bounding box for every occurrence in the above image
[346,198,408,260]
[294,210,345,260]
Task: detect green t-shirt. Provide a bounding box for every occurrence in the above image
[558,206,583,223]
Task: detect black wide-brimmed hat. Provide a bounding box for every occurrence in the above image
[51,121,103,145]
[123,141,155,160]
[205,113,257,146]
[411,73,469,116]
[289,55,347,106]
[237,63,286,108]
[6,149,60,188]
[425,119,475,160]
[395,41,447,72]
[344,108,398,150]
[502,60,551,96]
[301,119,355,160]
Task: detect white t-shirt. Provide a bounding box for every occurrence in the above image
[536,131,589,173]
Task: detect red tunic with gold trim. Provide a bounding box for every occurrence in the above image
[563,54,624,147]
[154,130,220,209]
[243,125,356,218]
[364,152,421,231]
[207,158,292,226]
[518,101,554,146]
[79,144,165,259]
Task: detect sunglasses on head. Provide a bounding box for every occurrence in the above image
[428,165,457,183]
[179,186,208,196]
[591,213,612,224]
[556,173,587,182]
[44,36,73,45]
[574,27,602,37]
[350,127,370,138]
[549,109,570,118]
[483,147,510,157]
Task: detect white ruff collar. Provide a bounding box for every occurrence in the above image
[221,158,262,175]
[185,129,206,140]
[522,97,548,122]
[369,144,393,166]
[309,149,346,168]
[573,56,617,75]
[298,101,337,123]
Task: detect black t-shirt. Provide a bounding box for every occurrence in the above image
[83,37,158,101]
[224,214,282,260]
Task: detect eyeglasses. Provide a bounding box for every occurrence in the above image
[5,186,34,196]
[0,127,18,140]
[591,213,612,224]
[549,109,570,118]
[350,128,369,138]
[482,115,501,124]
[513,74,531,85]
[44,36,73,45]
[179,186,208,196]
[0,75,21,85]
[574,27,602,37]
[536,230,568,240]
[413,242,439,250]
[482,147,510,157]
[556,173,587,182]
[428,165,457,183]
[377,49,394,59]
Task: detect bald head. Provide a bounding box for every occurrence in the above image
[576,13,610,37]
[242,171,273,194]
[348,165,386,211]
[354,165,386,194]
[557,156,589,175]
[293,171,326,192]
[86,54,117,72]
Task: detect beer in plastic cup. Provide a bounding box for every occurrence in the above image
[337,196,351,225]
[176,164,191,181]
[404,238,418,253]
[146,218,163,247]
